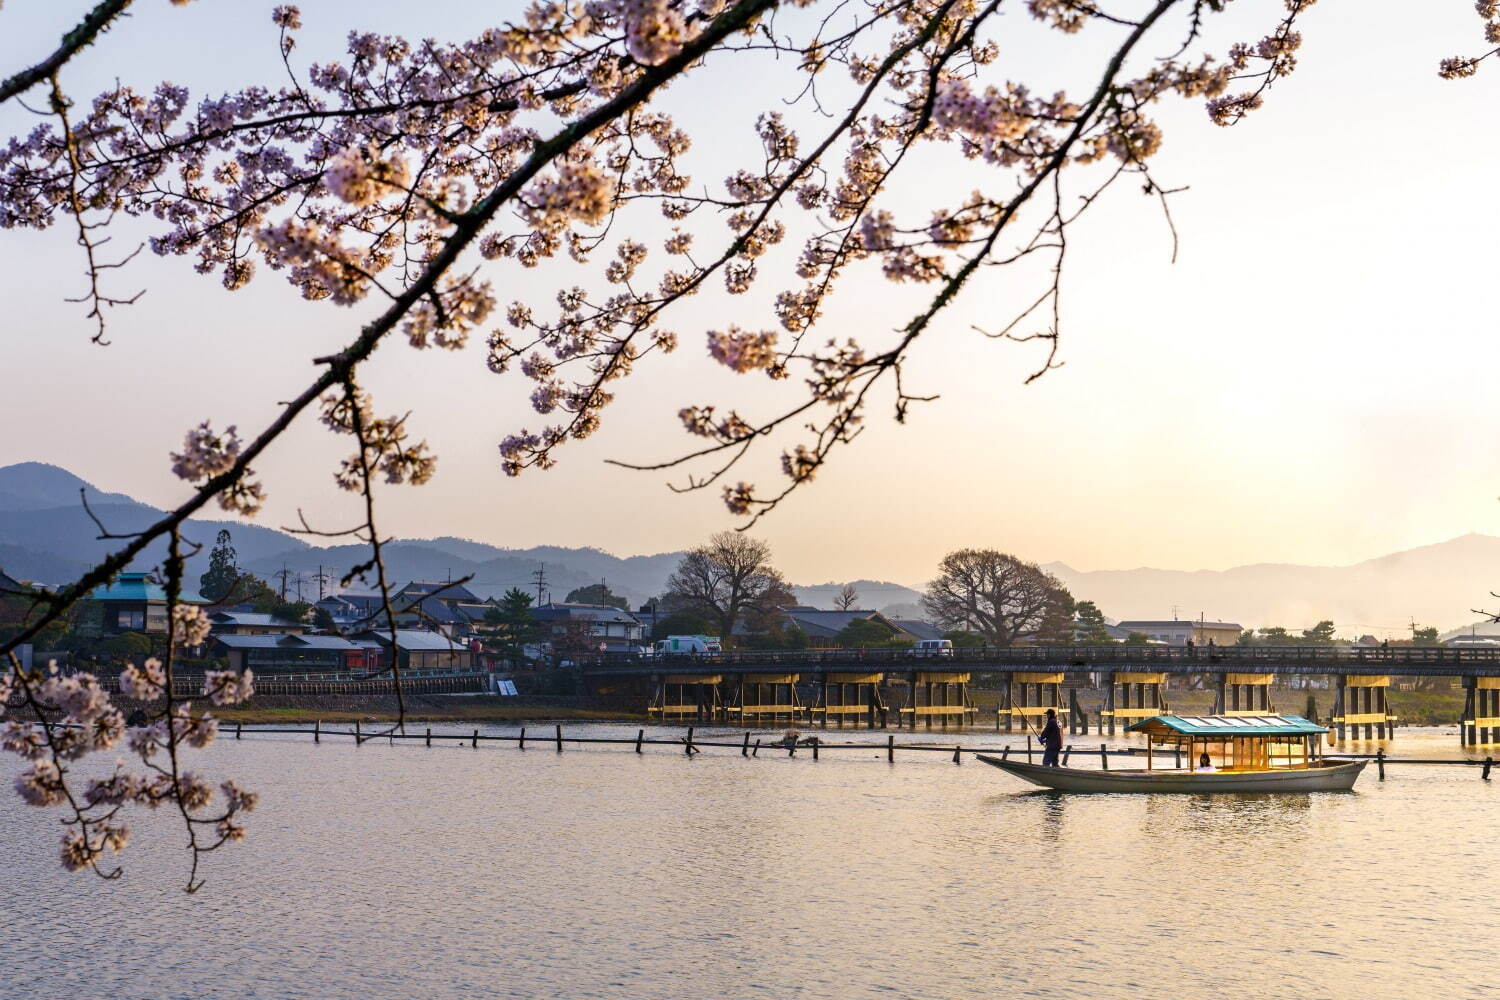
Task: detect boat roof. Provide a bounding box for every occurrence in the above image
[1125,714,1328,737]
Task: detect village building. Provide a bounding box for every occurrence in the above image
[887,618,945,641]
[531,603,644,653]
[312,593,386,630]
[395,594,495,639]
[75,572,208,636]
[776,608,915,644]
[211,633,372,674]
[350,628,474,670]
[208,610,308,635]
[1116,618,1242,647]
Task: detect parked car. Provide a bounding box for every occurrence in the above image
[913,638,954,657]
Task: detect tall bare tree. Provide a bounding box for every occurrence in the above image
[834,583,859,611]
[664,532,795,641]
[921,549,1072,646]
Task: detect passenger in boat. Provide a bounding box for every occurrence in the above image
[1197,752,1216,772]
[1040,709,1062,767]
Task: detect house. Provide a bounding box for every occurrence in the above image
[78,573,208,636]
[1116,619,1242,647]
[887,618,945,641]
[312,593,387,630]
[531,603,644,652]
[208,610,308,635]
[0,568,26,595]
[351,629,474,670]
[776,608,912,643]
[393,580,483,604]
[396,594,494,639]
[211,633,373,674]
[631,603,670,637]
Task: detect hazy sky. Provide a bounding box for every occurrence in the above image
[2,1,1498,587]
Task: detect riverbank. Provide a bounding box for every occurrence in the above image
[212,694,645,725]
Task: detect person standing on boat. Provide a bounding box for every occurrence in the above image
[1039,709,1062,767]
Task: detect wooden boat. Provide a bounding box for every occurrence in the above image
[977,714,1367,793]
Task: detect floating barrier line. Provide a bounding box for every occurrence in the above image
[197,725,1498,776]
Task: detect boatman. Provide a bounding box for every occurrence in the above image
[1039,708,1062,767]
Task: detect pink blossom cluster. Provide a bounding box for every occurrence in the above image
[707,326,778,372]
[169,422,265,516]
[1,651,255,880]
[202,670,256,706]
[173,604,213,647]
[324,144,412,207]
[320,387,438,490]
[603,0,697,65]
[1438,0,1500,78]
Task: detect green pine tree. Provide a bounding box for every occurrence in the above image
[199,530,238,603]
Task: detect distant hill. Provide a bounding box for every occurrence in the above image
[792,580,927,614]
[0,462,135,512]
[0,462,682,603]
[240,542,683,605]
[5,462,1500,631]
[1047,533,1500,634]
[0,542,89,586]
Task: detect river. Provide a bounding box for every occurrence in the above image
[2,724,1495,999]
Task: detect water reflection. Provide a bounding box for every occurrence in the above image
[0,726,1492,1000]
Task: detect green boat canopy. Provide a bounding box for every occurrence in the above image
[1125,714,1328,737]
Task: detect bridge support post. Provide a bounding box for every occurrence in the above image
[1342,676,1392,742]
[1212,673,1226,715]
[1463,677,1500,747]
[1103,672,1116,737]
[1068,687,1083,734]
[1462,678,1476,747]
[1332,674,1346,744]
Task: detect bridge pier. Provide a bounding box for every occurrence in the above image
[728,673,801,727]
[1463,677,1500,747]
[1223,673,1274,716]
[1003,672,1067,735]
[648,674,723,723]
[1110,672,1169,730]
[814,672,885,729]
[900,671,975,729]
[1068,687,1089,734]
[1335,675,1393,742]
[1102,672,1116,736]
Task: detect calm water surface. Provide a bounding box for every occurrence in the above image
[3,724,1496,999]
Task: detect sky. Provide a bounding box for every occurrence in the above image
[2,0,1499,587]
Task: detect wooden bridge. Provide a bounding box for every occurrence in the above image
[577,645,1500,747]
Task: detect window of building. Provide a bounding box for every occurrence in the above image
[117,609,145,631]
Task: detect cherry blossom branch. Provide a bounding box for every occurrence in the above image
[0,0,134,104]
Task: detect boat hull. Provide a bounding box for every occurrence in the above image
[975,755,1367,793]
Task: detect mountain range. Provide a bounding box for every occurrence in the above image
[1042,534,1500,636]
[0,461,1496,632]
[0,462,927,612]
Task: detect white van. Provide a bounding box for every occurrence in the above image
[653,635,723,655]
[913,639,953,657]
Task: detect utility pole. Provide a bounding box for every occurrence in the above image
[1171,604,1180,621]
[532,564,548,605]
[314,565,330,601]
[276,564,291,601]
